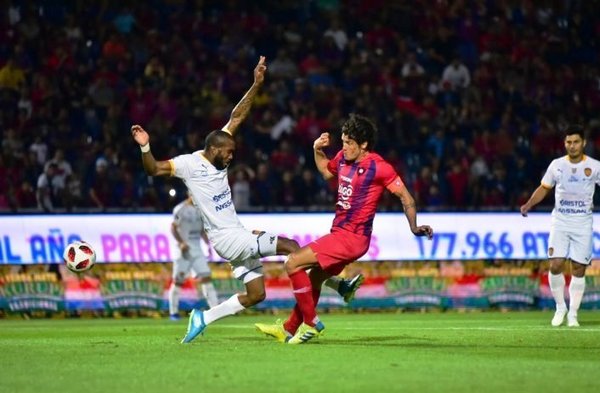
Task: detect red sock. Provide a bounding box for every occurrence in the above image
[284,306,302,334]
[287,270,318,326]
[284,277,322,333]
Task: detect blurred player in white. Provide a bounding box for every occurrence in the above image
[169,194,218,321]
[132,57,362,343]
[521,125,600,327]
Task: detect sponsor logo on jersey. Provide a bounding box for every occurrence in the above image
[212,189,231,203]
[337,184,353,209]
[215,199,233,211]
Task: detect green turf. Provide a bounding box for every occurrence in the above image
[1,311,600,393]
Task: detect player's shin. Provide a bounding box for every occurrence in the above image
[288,270,320,326]
[568,276,586,316]
[202,294,244,325]
[168,283,181,315]
[548,272,567,310]
[201,282,219,308]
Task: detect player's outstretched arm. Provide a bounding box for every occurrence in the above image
[520,185,551,217]
[313,132,334,180]
[222,56,267,136]
[393,186,433,239]
[131,124,172,176]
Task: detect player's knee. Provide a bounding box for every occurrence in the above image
[246,290,266,305]
[278,238,300,254]
[571,264,587,277]
[549,265,563,275]
[549,259,565,275]
[284,254,300,274]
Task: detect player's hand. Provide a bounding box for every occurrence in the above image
[412,225,433,240]
[313,133,330,150]
[131,125,150,146]
[179,242,190,253]
[520,204,530,217]
[254,56,267,85]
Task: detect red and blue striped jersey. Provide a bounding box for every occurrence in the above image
[326,150,404,236]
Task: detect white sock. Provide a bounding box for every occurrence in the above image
[568,276,586,316]
[168,283,180,315]
[324,276,341,291]
[201,282,219,308]
[548,272,567,311]
[203,294,245,325]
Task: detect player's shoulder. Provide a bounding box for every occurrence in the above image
[368,151,386,162]
[368,152,393,168]
[548,156,567,168]
[173,201,186,215]
[584,155,600,167]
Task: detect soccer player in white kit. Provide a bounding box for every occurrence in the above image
[520,125,600,327]
[169,194,219,320]
[131,57,363,343]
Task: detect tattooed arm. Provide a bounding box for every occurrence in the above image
[222,56,267,136]
[392,186,433,239]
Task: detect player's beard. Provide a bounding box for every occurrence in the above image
[213,156,230,170]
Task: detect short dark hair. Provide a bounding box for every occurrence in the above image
[341,114,378,151]
[205,130,234,149]
[564,124,585,140]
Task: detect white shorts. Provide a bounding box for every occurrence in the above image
[548,227,592,265]
[173,252,211,283]
[209,228,278,284]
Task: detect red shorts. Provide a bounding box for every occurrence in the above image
[308,228,371,275]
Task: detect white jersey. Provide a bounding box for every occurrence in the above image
[541,155,600,229]
[170,151,243,234]
[172,200,205,258]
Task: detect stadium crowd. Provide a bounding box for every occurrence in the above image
[1,0,600,213]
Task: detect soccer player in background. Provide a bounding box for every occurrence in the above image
[132,57,362,343]
[168,193,218,320]
[256,114,434,344]
[520,125,600,327]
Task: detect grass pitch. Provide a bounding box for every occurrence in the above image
[1,311,599,393]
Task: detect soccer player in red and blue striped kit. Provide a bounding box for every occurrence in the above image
[256,114,434,344]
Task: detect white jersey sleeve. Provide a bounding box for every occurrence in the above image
[170,154,195,179]
[541,159,557,189]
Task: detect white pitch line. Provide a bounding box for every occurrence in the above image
[216,324,600,332]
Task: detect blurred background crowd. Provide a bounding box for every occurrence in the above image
[1,0,600,214]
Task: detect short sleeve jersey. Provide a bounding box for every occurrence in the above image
[169,151,243,233]
[327,150,404,236]
[541,155,600,228]
[172,200,205,255]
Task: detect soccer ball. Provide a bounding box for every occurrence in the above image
[63,241,96,273]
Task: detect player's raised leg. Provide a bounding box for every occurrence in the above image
[182,275,265,343]
[324,274,365,303]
